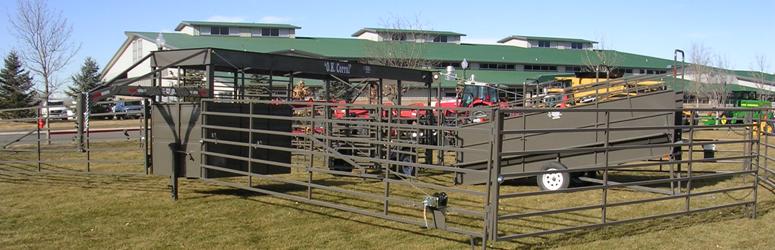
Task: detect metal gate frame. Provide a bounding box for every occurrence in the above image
[194,98,766,248]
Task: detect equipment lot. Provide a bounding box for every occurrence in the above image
[1,130,774,249]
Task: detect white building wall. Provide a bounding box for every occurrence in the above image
[447,36,461,44]
[355,31,380,41]
[180,25,195,35]
[102,38,158,85]
[501,38,530,48]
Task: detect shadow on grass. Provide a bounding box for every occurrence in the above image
[514,199,775,249]
[0,168,167,193]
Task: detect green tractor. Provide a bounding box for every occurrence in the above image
[700,91,774,134]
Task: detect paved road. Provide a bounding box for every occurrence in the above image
[0,128,142,146]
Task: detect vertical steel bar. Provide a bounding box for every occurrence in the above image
[324,80,332,170]
[384,106,393,216]
[143,98,150,175]
[288,75,294,101]
[601,111,610,224]
[230,71,238,99]
[248,102,254,187]
[85,93,91,172]
[752,110,763,218]
[307,103,315,200]
[686,111,695,212]
[486,109,503,242]
[200,101,207,179]
[36,107,41,171]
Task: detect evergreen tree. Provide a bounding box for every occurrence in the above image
[66,57,106,113]
[66,57,101,98]
[0,51,35,118]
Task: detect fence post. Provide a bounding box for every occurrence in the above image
[75,92,85,152]
[169,142,179,200]
[84,93,91,172]
[143,98,151,175]
[752,109,763,218]
[36,107,41,171]
[486,109,504,244]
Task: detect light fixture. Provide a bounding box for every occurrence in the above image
[155,33,166,50]
[461,58,469,70]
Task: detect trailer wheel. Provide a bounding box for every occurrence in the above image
[537,162,570,191]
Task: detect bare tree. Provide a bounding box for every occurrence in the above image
[584,35,620,82]
[363,14,437,104]
[9,0,80,143]
[751,54,770,100]
[687,44,734,107]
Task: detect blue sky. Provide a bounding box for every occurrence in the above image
[0,0,773,90]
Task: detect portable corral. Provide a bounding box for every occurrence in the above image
[83,48,767,248]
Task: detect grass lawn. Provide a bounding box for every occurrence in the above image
[0,119,141,133]
[1,130,775,249]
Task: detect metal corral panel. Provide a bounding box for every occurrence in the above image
[151,103,201,178]
[202,102,292,178]
[457,90,682,184]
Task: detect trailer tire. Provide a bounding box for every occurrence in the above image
[537,162,570,191]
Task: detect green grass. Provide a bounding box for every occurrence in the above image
[1,130,775,249]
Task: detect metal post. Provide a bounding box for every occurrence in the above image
[288,75,294,101]
[143,98,151,174]
[36,107,41,171]
[396,80,403,105]
[686,111,695,212]
[325,80,331,168]
[486,109,503,243]
[75,93,85,152]
[307,102,315,200]
[602,111,610,224]
[233,71,239,99]
[248,102,254,187]
[752,110,762,218]
[169,142,179,200]
[85,93,91,172]
[206,59,215,98]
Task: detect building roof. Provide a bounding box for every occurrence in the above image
[174,21,301,31]
[662,76,773,94]
[129,32,675,71]
[497,35,597,44]
[733,70,775,83]
[352,28,466,37]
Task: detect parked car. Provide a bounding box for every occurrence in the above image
[111,100,144,119]
[40,100,74,120]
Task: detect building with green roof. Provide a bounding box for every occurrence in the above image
[100,20,775,101]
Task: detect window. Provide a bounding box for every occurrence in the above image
[571,42,583,49]
[390,33,407,41]
[433,36,448,43]
[565,66,582,72]
[624,68,633,74]
[479,63,516,71]
[131,39,143,62]
[438,62,461,68]
[211,26,229,35]
[524,65,558,72]
[261,28,280,36]
[537,40,550,48]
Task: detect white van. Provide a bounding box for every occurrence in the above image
[40,100,75,120]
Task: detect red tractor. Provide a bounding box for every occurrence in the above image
[436,80,511,123]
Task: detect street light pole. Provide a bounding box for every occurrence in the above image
[461,58,469,82]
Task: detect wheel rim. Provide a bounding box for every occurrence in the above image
[542,168,564,190]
